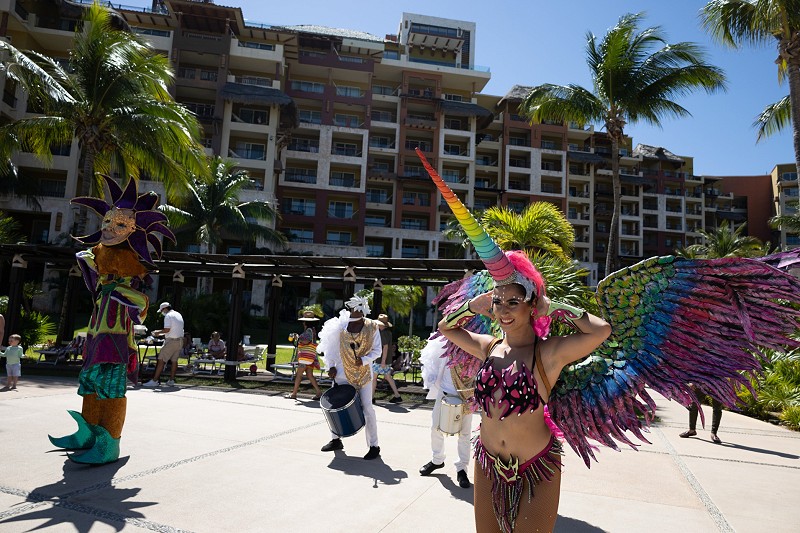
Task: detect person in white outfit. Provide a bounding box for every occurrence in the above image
[420,336,475,488]
[144,302,185,388]
[318,295,382,460]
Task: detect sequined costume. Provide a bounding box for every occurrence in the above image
[317,309,381,448]
[472,339,563,532]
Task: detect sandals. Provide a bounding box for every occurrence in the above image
[312,394,322,401]
[679,430,697,438]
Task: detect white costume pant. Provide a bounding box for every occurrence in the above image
[331,375,378,447]
[430,392,473,471]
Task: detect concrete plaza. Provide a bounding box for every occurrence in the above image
[0,376,798,532]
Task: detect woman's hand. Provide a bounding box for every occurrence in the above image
[469,292,494,316]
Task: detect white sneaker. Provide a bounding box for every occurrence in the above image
[143,380,159,388]
[166,380,176,387]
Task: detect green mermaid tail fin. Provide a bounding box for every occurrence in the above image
[48,410,95,450]
[68,424,120,465]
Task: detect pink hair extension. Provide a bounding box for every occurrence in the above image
[505,250,551,338]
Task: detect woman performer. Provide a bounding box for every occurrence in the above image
[439,251,609,532]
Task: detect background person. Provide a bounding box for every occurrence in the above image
[680,385,724,444]
[0,333,24,389]
[207,331,226,359]
[143,302,185,388]
[372,314,402,404]
[288,308,323,400]
[419,336,475,488]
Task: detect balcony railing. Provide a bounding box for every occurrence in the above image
[285,171,317,184]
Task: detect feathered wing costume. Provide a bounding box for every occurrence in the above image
[49,176,174,464]
[417,148,800,466]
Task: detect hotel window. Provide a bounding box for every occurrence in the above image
[335,85,363,98]
[328,201,354,219]
[285,228,313,243]
[334,113,361,128]
[291,80,325,93]
[326,231,352,246]
[283,198,315,216]
[330,172,356,187]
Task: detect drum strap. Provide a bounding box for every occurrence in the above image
[449,365,474,412]
[534,341,551,398]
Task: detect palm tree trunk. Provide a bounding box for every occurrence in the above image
[75,147,96,237]
[605,137,622,277]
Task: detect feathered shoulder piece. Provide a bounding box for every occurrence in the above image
[428,270,499,379]
[549,253,800,466]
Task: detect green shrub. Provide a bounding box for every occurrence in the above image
[780,405,800,430]
[397,334,427,363]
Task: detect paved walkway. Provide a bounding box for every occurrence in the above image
[0,376,798,532]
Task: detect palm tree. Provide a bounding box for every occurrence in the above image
[482,203,575,261]
[521,12,726,276]
[0,2,206,233]
[701,0,800,177]
[681,221,764,258]
[754,95,791,142]
[357,285,424,335]
[769,198,800,234]
[749,95,799,238]
[160,157,286,257]
[0,211,22,244]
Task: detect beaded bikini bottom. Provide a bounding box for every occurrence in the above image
[474,435,563,533]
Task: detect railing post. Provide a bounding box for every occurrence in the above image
[371,279,383,318]
[266,275,282,372]
[224,264,245,382]
[5,254,27,347]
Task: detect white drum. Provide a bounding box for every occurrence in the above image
[437,395,464,436]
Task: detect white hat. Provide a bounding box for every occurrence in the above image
[345,295,370,315]
[298,310,320,322]
[158,302,171,312]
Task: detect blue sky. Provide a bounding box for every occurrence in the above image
[126,0,792,175]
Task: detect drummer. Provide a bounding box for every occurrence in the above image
[317,295,382,460]
[419,337,475,488]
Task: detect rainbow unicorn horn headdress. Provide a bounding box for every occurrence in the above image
[415,148,535,300]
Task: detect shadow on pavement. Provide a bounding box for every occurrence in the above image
[2,456,156,533]
[327,453,409,486]
[435,474,474,503]
[718,441,799,459]
[556,515,608,532]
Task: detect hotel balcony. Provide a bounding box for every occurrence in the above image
[229,38,283,69]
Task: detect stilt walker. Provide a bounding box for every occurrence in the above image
[49,176,174,464]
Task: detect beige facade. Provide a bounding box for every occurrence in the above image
[0,0,794,300]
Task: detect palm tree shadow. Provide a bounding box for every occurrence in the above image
[327,452,409,486]
[2,456,156,532]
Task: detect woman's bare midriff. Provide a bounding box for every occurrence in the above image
[478,406,553,462]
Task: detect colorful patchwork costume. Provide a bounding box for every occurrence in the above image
[49,176,173,464]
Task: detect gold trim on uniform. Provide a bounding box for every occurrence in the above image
[339,320,378,388]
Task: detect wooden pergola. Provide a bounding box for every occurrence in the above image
[0,244,483,380]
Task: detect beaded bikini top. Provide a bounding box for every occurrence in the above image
[473,338,549,420]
